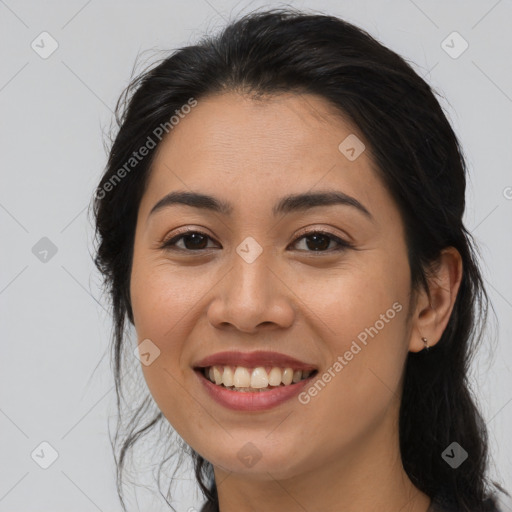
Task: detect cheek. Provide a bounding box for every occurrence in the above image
[129,260,200,402]
[300,249,409,348]
[130,257,201,337]
[296,248,410,412]
[294,283,408,456]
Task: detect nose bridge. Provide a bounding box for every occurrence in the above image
[207,236,294,332]
[230,237,274,307]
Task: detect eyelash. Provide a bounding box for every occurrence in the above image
[158,228,354,254]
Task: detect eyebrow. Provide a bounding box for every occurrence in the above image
[148,190,373,222]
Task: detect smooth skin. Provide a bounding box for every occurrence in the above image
[129,91,463,512]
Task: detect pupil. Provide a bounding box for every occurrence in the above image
[185,233,207,250]
[306,234,329,251]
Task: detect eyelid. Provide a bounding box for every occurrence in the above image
[162,226,212,240]
[292,224,353,244]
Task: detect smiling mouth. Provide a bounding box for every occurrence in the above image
[195,365,319,392]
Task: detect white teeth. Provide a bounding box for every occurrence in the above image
[213,366,223,385]
[268,367,282,386]
[282,368,294,385]
[203,365,315,391]
[250,367,269,388]
[233,367,251,387]
[222,366,234,387]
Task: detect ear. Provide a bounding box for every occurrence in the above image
[409,247,463,353]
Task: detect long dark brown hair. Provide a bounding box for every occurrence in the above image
[90,7,507,512]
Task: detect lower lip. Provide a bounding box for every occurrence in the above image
[194,369,317,411]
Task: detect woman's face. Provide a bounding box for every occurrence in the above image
[130,92,419,480]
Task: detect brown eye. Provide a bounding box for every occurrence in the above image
[291,231,353,253]
[160,231,218,251]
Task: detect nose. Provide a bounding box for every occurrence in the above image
[206,243,295,334]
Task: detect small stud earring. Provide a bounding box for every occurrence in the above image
[421,337,430,351]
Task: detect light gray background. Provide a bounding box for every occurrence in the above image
[1,1,511,511]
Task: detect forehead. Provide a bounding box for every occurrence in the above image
[158,91,361,162]
[141,91,388,221]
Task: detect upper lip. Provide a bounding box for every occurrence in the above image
[192,350,318,371]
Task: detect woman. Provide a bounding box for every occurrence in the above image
[91,8,509,512]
